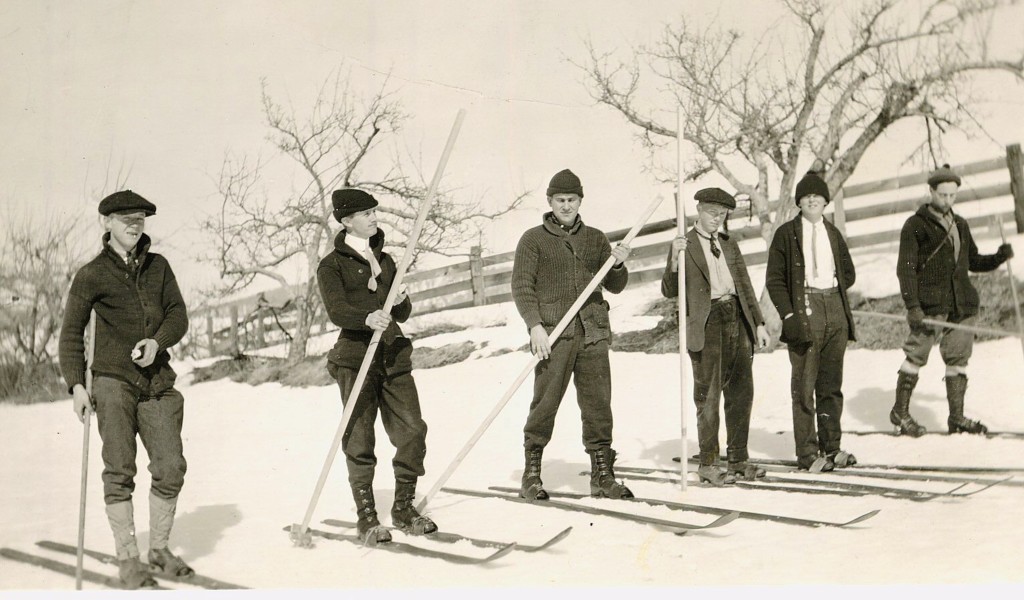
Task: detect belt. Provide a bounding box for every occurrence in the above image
[712,294,737,303]
[804,287,839,294]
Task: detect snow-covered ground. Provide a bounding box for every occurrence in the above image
[4,238,1024,597]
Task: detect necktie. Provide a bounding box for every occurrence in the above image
[709,235,721,259]
[126,250,139,273]
[811,224,819,279]
[363,247,381,292]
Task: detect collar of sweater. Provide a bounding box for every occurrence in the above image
[101,232,151,269]
[542,212,582,236]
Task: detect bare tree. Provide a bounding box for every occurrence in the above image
[201,72,525,361]
[0,214,89,399]
[580,0,1024,330]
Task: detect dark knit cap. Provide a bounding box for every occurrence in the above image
[795,170,830,204]
[694,187,736,210]
[98,190,156,216]
[332,189,379,222]
[927,163,961,188]
[546,169,584,198]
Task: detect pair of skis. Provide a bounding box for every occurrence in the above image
[0,542,245,590]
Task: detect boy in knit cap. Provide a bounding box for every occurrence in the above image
[766,170,858,472]
[511,168,633,501]
[59,190,191,588]
[891,164,1013,436]
[316,188,435,546]
[661,187,771,486]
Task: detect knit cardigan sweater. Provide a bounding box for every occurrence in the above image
[59,233,188,395]
[511,213,628,343]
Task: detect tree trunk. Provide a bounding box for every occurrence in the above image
[287,300,310,362]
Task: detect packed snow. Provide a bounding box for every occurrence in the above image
[3,237,1024,598]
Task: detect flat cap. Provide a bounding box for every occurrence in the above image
[98,190,156,216]
[332,188,379,222]
[927,163,961,188]
[694,187,736,210]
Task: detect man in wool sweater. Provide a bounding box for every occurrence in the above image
[316,188,435,546]
[891,164,1013,437]
[59,190,191,589]
[511,168,633,501]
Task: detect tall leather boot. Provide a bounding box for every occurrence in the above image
[147,492,194,577]
[352,484,391,546]
[890,371,927,437]
[589,448,633,499]
[520,447,548,501]
[945,374,988,434]
[391,479,437,535]
[105,501,156,589]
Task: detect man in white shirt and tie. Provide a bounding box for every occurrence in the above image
[766,170,858,472]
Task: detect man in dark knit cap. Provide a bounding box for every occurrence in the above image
[59,190,191,589]
[316,188,435,545]
[661,188,771,486]
[511,168,634,501]
[891,164,1013,436]
[766,169,858,472]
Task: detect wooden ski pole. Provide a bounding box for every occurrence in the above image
[76,311,96,590]
[417,194,665,512]
[675,106,688,492]
[996,215,1024,362]
[291,108,466,546]
[852,309,1016,338]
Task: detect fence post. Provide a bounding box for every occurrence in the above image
[254,312,266,348]
[469,245,487,306]
[833,187,847,236]
[205,311,215,357]
[1006,143,1024,234]
[229,305,240,355]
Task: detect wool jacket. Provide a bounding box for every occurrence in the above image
[317,228,413,375]
[897,205,1004,318]
[661,229,764,352]
[765,215,857,345]
[59,233,188,395]
[511,213,628,343]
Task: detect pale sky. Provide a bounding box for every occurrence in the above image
[3,0,1023,301]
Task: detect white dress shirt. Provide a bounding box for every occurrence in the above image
[801,216,837,289]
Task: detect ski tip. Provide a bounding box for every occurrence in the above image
[487,542,517,562]
[288,524,314,548]
[709,511,741,528]
[843,509,881,527]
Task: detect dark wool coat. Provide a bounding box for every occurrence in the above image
[317,228,413,375]
[897,205,1004,317]
[661,229,764,352]
[765,216,857,345]
[59,233,188,395]
[511,213,628,343]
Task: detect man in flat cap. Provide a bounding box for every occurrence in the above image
[511,168,634,501]
[891,164,1013,437]
[59,190,191,588]
[316,188,435,545]
[766,170,858,472]
[661,188,770,485]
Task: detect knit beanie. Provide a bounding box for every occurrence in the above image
[546,169,584,198]
[795,170,830,204]
[927,164,961,189]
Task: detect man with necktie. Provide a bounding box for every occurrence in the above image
[317,188,435,545]
[766,169,858,472]
[661,188,771,486]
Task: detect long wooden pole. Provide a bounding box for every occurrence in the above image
[76,311,96,590]
[676,107,688,492]
[291,109,466,546]
[417,194,665,512]
[997,215,1024,362]
[852,309,1018,338]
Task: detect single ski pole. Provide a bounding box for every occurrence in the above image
[417,194,665,512]
[852,310,1015,338]
[76,311,96,590]
[675,107,688,492]
[291,108,466,547]
[996,214,1024,363]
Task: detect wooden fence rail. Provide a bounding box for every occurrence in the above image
[188,144,1024,358]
